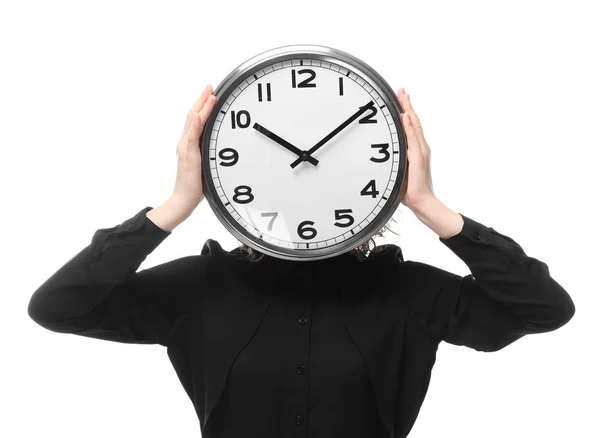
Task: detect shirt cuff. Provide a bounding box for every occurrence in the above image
[89,206,172,263]
[116,206,171,236]
[438,213,490,247]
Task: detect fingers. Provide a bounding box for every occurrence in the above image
[397,87,407,112]
[398,89,416,145]
[192,85,214,113]
[397,88,427,153]
[401,112,419,155]
[185,85,214,132]
[188,93,217,146]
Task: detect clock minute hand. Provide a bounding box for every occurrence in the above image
[289,100,375,169]
[253,122,319,166]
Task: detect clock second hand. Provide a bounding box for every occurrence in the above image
[253,122,319,166]
[289,100,375,169]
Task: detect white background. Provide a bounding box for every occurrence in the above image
[2,0,598,437]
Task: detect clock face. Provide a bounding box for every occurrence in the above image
[204,52,404,260]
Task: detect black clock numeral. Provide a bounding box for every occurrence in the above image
[360,179,379,198]
[297,220,317,240]
[370,143,390,163]
[358,105,378,124]
[291,69,317,88]
[261,212,278,231]
[257,83,272,102]
[232,185,254,204]
[339,77,344,96]
[218,148,239,166]
[334,209,354,227]
[231,110,251,129]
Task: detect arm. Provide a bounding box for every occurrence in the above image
[408,198,575,352]
[27,204,208,347]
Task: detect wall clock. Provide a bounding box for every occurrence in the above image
[201,44,407,261]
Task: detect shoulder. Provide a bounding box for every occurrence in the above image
[366,243,458,285]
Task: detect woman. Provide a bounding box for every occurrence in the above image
[27,85,576,438]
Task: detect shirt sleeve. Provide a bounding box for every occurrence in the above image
[409,213,576,352]
[27,206,208,347]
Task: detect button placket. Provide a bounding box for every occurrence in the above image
[289,268,313,431]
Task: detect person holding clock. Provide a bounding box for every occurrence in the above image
[28,46,575,438]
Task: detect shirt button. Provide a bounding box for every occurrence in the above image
[127,223,136,231]
[472,228,481,240]
[298,317,307,325]
[295,414,303,425]
[297,365,305,375]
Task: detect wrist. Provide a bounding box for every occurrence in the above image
[411,196,464,240]
[170,191,203,212]
[146,196,198,232]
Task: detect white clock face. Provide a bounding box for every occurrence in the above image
[207,58,401,253]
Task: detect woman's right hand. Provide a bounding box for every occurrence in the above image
[172,84,217,209]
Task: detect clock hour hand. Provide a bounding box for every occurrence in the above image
[289,100,375,169]
[253,122,319,166]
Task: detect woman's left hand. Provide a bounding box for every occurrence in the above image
[397,88,436,212]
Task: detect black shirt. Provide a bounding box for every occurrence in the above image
[27,206,576,438]
[211,260,387,438]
